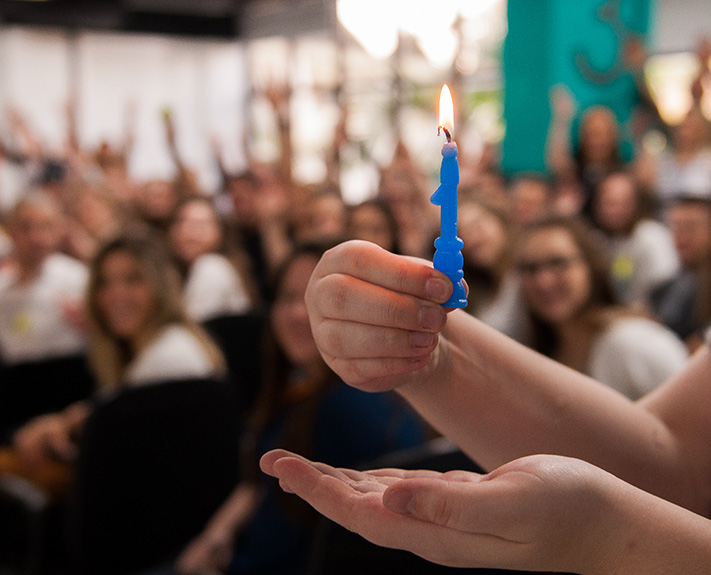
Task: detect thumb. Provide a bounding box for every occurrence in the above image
[383,476,484,531]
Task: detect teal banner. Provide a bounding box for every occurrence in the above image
[501,0,654,175]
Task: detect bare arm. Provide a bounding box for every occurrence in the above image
[176,482,261,574]
[545,85,577,178]
[400,312,708,512]
[305,241,711,513]
[6,108,43,162]
[263,83,293,187]
[13,400,91,466]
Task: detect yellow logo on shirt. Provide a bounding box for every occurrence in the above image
[611,255,634,281]
[12,312,32,337]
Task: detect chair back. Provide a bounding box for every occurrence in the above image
[0,354,95,442]
[201,311,267,417]
[67,377,242,575]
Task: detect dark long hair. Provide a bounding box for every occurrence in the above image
[244,239,344,475]
[460,197,517,307]
[347,198,402,255]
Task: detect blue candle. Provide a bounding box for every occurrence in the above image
[431,84,467,308]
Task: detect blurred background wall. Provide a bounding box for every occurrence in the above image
[0,0,709,204]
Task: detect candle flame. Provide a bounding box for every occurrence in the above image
[439,84,454,134]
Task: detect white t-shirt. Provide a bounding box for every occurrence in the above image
[183,253,251,322]
[655,148,711,203]
[123,324,216,387]
[475,273,528,343]
[0,253,88,364]
[588,317,688,400]
[607,219,679,306]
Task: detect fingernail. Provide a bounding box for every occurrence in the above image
[409,331,436,348]
[418,306,444,330]
[426,278,449,302]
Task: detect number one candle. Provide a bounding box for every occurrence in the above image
[431,84,467,308]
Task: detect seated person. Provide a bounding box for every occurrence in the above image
[175,241,428,575]
[653,106,711,205]
[8,232,225,492]
[515,215,687,399]
[0,191,87,366]
[169,197,254,322]
[0,191,91,440]
[651,196,711,350]
[508,173,554,226]
[347,198,401,254]
[591,171,678,309]
[458,198,527,342]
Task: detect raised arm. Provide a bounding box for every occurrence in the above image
[305,240,711,513]
[176,482,261,574]
[545,85,577,178]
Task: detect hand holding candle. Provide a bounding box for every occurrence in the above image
[431,84,467,308]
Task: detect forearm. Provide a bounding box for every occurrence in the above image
[545,117,575,176]
[398,312,697,511]
[205,482,261,538]
[260,220,291,276]
[590,479,711,575]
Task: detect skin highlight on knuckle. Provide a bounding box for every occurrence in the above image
[340,241,370,275]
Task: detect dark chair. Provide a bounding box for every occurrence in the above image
[308,438,549,575]
[0,354,95,443]
[66,377,242,575]
[0,474,51,575]
[202,311,267,416]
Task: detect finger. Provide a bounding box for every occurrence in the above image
[260,449,308,476]
[314,318,439,361]
[311,241,452,304]
[270,456,414,539]
[327,353,434,390]
[382,475,522,537]
[310,273,447,332]
[263,451,376,487]
[270,457,520,569]
[333,467,399,493]
[361,468,444,489]
[445,279,469,313]
[47,431,77,461]
[366,468,444,479]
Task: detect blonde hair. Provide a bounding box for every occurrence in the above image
[86,233,225,389]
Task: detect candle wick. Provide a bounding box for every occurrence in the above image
[438,126,452,143]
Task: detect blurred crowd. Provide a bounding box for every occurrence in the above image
[0,36,710,575]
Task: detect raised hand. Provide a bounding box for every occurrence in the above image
[549,84,577,123]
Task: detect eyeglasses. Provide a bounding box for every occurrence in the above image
[516,255,583,277]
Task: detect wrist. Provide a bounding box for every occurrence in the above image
[577,474,711,575]
[563,470,632,575]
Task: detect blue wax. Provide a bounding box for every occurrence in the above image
[430,140,467,308]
